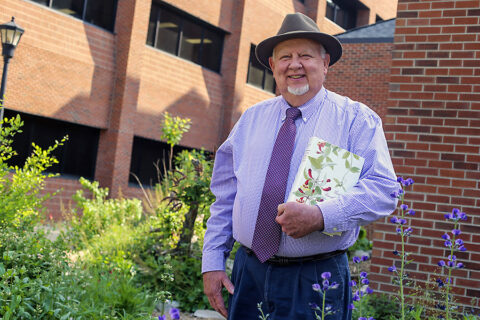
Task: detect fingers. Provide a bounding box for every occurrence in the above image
[203,271,234,318]
[277,203,285,216]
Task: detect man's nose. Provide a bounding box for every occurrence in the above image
[288,57,303,69]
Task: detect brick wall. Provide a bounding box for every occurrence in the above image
[370,0,480,312]
[326,42,394,120]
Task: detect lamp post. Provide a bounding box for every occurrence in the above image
[0,17,24,126]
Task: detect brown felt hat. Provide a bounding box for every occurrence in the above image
[255,12,342,69]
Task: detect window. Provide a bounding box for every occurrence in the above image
[28,0,117,31]
[147,2,225,72]
[325,0,356,30]
[247,44,276,93]
[129,136,192,186]
[4,110,100,179]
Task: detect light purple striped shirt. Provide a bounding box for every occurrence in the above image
[202,87,398,273]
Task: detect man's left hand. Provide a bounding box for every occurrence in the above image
[276,202,324,238]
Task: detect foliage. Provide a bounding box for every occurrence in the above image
[65,177,144,248]
[352,293,400,320]
[0,115,67,228]
[160,112,191,169]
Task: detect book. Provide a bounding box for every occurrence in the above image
[287,136,365,236]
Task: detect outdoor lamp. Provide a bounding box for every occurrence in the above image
[0,17,24,58]
[0,16,24,126]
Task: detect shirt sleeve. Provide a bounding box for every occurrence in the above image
[202,129,238,273]
[318,107,399,233]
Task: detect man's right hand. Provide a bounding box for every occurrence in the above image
[203,270,235,318]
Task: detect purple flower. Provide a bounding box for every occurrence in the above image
[323,280,330,290]
[438,260,446,267]
[448,255,456,261]
[448,261,455,267]
[444,240,452,248]
[404,227,413,236]
[169,308,181,320]
[388,265,396,272]
[397,177,404,183]
[459,245,467,252]
[459,212,467,221]
[407,210,415,216]
[396,228,402,234]
[349,303,355,310]
[399,219,407,225]
[349,280,357,287]
[353,291,360,301]
[441,234,450,240]
[309,302,319,310]
[455,239,464,246]
[404,178,414,186]
[436,278,444,287]
[457,263,464,269]
[359,317,367,320]
[353,256,361,263]
[362,255,369,261]
[400,204,408,211]
[390,217,399,224]
[390,191,399,198]
[321,272,331,280]
[452,229,461,236]
[360,271,368,278]
[158,316,166,320]
[361,278,370,285]
[366,287,374,294]
[312,283,321,292]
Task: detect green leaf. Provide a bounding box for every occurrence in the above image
[309,156,324,169]
[353,154,360,160]
[350,167,360,173]
[345,160,350,169]
[342,151,351,159]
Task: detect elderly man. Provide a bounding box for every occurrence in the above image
[202,12,398,320]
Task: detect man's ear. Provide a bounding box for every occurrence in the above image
[269,56,275,72]
[323,53,330,75]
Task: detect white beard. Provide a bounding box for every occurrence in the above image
[287,84,309,96]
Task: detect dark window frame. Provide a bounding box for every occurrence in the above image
[3,109,100,179]
[246,44,276,94]
[325,0,357,30]
[28,0,117,31]
[147,1,225,73]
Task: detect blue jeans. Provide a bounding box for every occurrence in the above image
[228,246,352,320]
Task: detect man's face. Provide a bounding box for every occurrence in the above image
[269,38,330,106]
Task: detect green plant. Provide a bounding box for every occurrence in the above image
[0,115,67,228]
[160,112,191,170]
[347,226,372,257]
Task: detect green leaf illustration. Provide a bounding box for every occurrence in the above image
[353,154,360,160]
[309,156,324,169]
[342,151,351,159]
[303,168,309,180]
[350,167,360,173]
[294,190,304,197]
[345,159,350,169]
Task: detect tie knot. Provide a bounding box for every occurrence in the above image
[286,107,302,120]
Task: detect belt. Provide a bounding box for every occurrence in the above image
[242,246,347,266]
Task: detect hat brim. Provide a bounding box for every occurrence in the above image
[255,31,342,70]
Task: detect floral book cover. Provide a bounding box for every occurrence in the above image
[287,136,365,236]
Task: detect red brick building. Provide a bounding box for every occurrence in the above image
[369,0,480,314]
[0,0,397,217]
[5,0,479,314]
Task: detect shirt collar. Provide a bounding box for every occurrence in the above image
[280,87,326,123]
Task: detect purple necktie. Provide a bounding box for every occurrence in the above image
[251,107,302,263]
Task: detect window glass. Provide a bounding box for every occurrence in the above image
[4,110,99,179]
[264,71,275,93]
[147,3,224,72]
[201,28,222,72]
[156,8,181,55]
[84,0,116,31]
[51,0,85,18]
[129,137,192,186]
[179,19,202,64]
[147,5,159,46]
